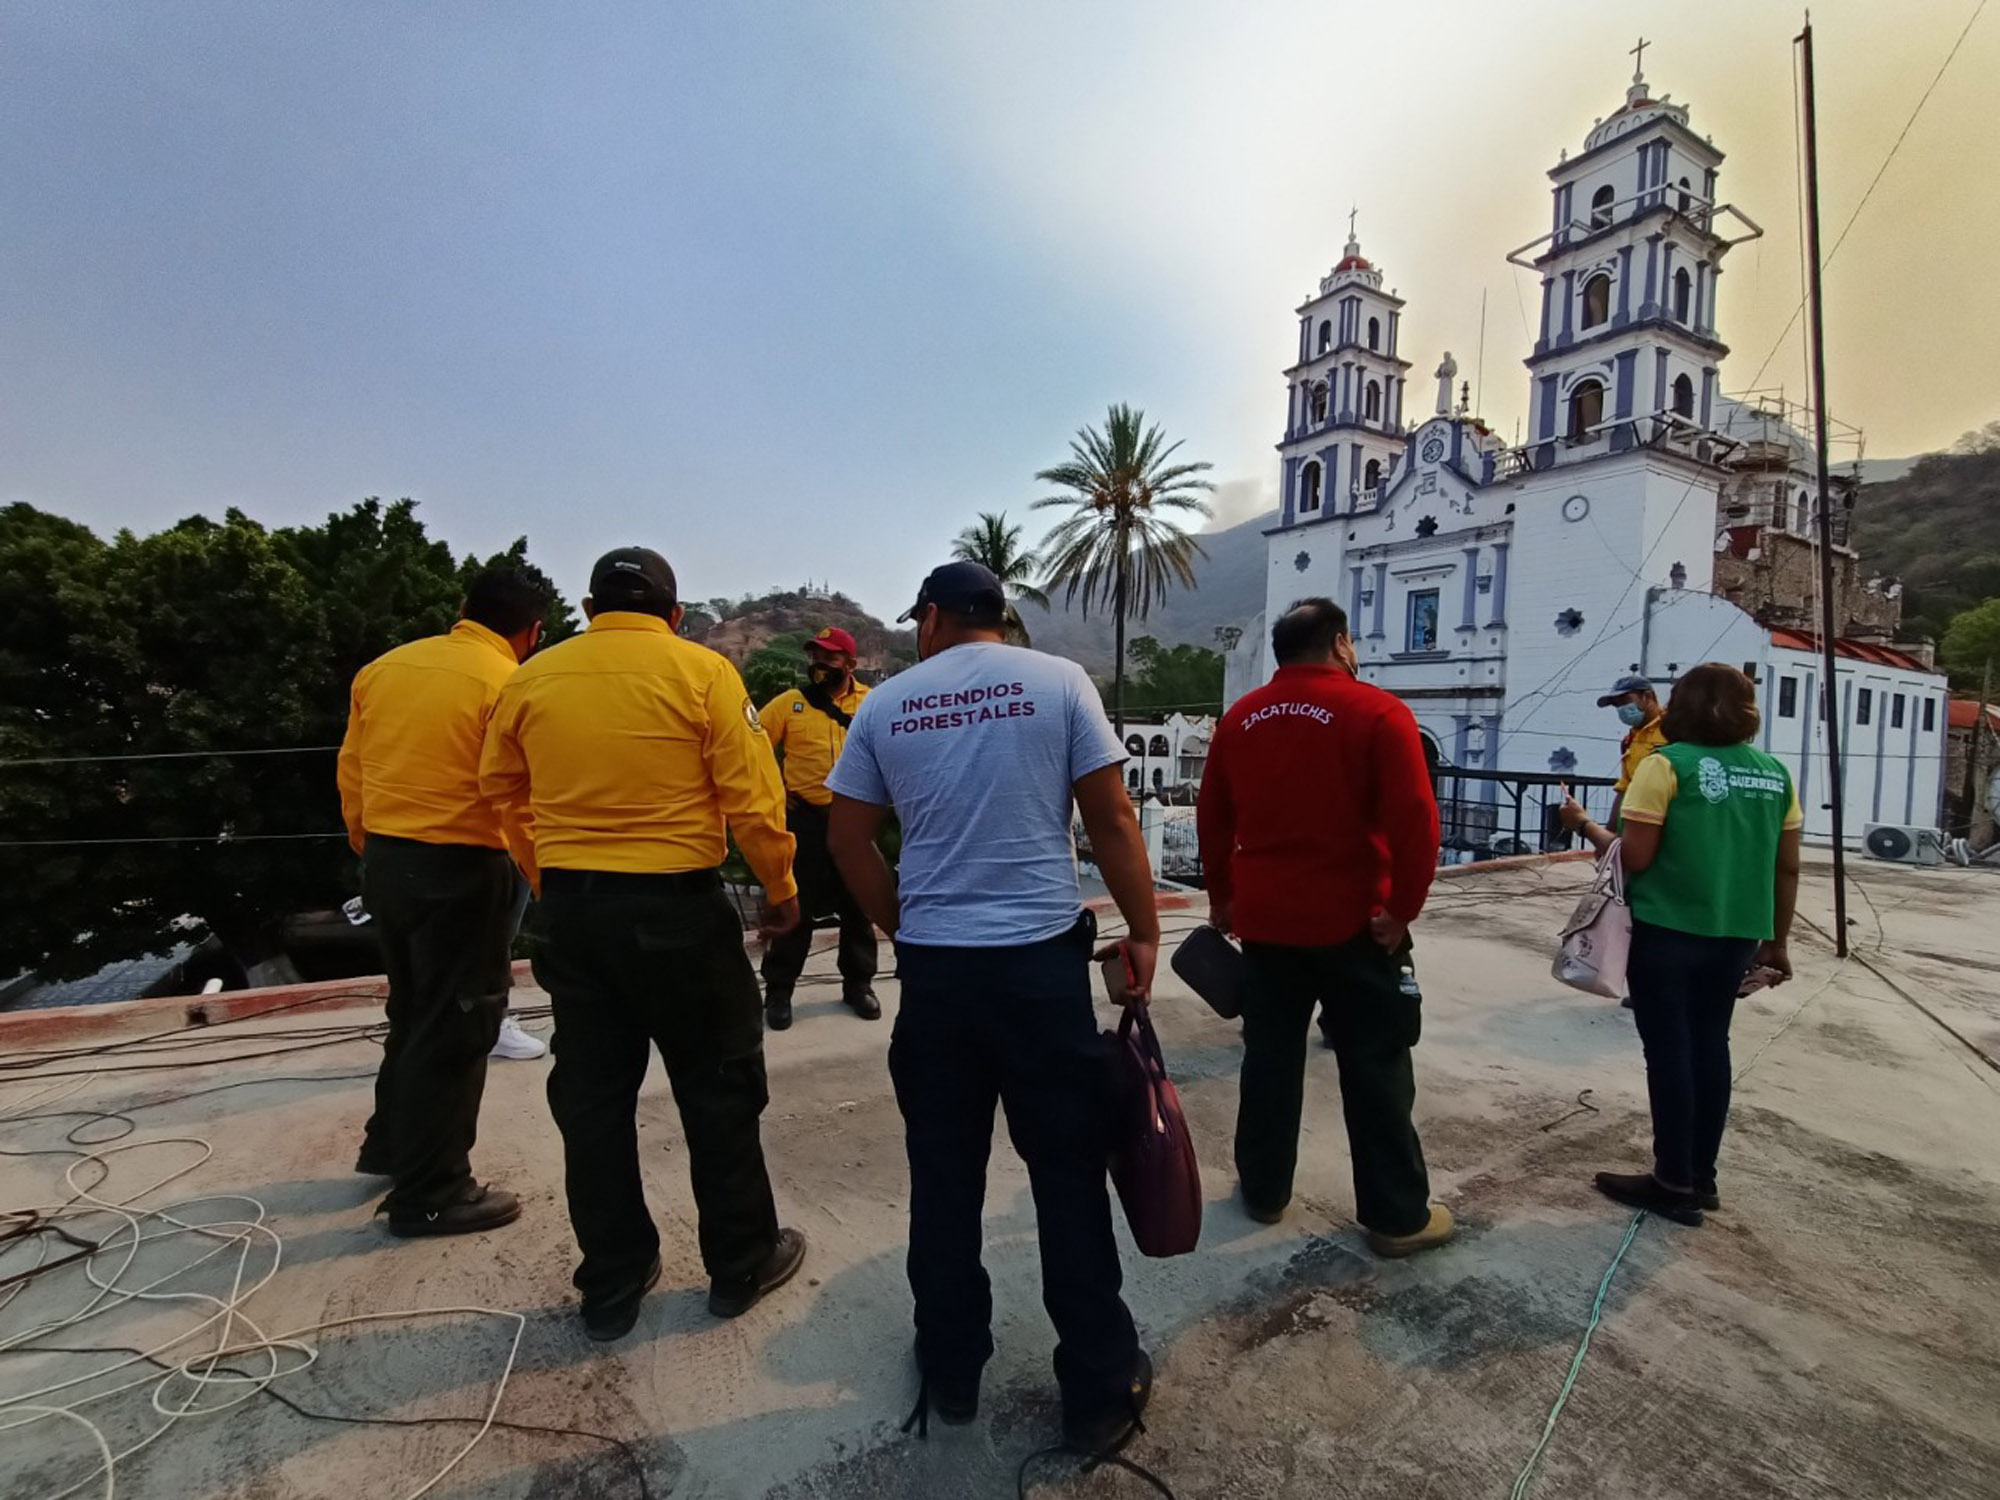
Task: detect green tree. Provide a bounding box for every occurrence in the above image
[1117,635,1225,718]
[952,512,1051,610]
[741,630,811,707]
[1034,404,1213,733]
[1941,598,2000,688]
[0,499,576,983]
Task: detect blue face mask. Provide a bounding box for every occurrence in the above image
[1616,703,1650,728]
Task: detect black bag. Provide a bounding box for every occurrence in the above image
[1170,925,1246,1019]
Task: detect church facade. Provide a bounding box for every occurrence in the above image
[1226,58,1947,846]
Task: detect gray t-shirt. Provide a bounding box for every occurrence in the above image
[826,642,1125,947]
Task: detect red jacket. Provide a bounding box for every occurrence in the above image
[1197,664,1440,946]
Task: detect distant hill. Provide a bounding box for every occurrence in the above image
[1021,510,1275,673]
[1848,423,2000,640]
[688,588,913,673]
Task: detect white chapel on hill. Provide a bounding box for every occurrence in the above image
[1224,52,1946,847]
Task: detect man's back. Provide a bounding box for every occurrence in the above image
[1199,664,1438,947]
[827,642,1121,947]
[338,620,519,850]
[480,611,793,891]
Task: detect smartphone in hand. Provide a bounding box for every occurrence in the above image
[1737,965,1780,997]
[1099,944,1136,1005]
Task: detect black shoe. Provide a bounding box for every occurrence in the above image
[1062,1351,1154,1457]
[844,988,882,1021]
[708,1227,807,1318]
[1242,1191,1287,1226]
[1697,1180,1722,1212]
[386,1181,522,1238]
[764,987,794,1032]
[355,1147,392,1177]
[1593,1170,1704,1227]
[901,1340,979,1434]
[582,1255,663,1343]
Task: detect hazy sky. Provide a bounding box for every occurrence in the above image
[4,1,1994,622]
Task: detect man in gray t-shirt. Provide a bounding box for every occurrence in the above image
[828,561,1162,1454]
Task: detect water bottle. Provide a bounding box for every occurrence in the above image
[1397,964,1421,1000]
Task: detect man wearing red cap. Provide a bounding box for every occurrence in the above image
[757,625,879,1029]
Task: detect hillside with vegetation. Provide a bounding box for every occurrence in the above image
[1849,422,2000,660]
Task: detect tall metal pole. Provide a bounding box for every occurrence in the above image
[1799,18,1849,956]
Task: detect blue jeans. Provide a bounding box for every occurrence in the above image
[888,915,1139,1424]
[1626,919,1760,1190]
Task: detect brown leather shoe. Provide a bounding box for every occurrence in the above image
[708,1227,807,1318]
[1366,1204,1456,1258]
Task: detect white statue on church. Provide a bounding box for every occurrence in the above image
[1434,353,1458,417]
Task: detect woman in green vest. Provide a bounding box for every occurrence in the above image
[1560,663,1803,1226]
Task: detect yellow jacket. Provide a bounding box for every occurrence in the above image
[479,612,796,900]
[759,682,869,806]
[1616,717,1669,795]
[337,620,529,864]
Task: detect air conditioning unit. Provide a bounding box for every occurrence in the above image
[1862,823,1946,866]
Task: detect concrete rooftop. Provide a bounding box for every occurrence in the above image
[3,851,1998,1499]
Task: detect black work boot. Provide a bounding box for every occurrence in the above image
[386,1181,522,1238]
[1062,1351,1154,1456]
[764,984,794,1032]
[844,987,882,1021]
[708,1228,808,1318]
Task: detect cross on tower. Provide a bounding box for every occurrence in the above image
[1348,205,1359,240]
[1629,35,1650,78]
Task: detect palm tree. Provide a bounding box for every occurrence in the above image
[1034,404,1214,734]
[951,512,1050,610]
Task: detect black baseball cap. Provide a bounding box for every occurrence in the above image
[898,561,1006,623]
[588,547,678,611]
[1596,673,1654,707]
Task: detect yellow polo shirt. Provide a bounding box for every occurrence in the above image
[479,612,796,901]
[1615,717,1669,795]
[337,619,528,863]
[759,683,869,806]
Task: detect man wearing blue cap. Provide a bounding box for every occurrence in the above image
[1598,673,1666,825]
[825,560,1161,1457]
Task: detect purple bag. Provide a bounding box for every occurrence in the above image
[1104,1001,1203,1257]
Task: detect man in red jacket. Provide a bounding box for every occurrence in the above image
[1197,598,1453,1257]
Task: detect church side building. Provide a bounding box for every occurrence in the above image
[1230,57,1948,847]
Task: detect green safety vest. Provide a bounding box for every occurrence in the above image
[1628,741,1793,941]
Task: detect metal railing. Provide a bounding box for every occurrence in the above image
[1433,766,1617,862]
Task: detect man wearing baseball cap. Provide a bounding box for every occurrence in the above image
[757,625,880,1029]
[481,546,807,1341]
[825,560,1160,1455]
[1596,673,1666,822]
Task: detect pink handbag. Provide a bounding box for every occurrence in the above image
[1105,1001,1204,1258]
[1552,840,1631,998]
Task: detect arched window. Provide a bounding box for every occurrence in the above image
[1148,735,1171,757]
[1364,380,1382,421]
[1671,373,1695,419]
[1676,176,1692,215]
[1367,316,1381,351]
[1673,268,1692,323]
[1364,458,1382,491]
[1317,320,1332,353]
[1309,382,1328,425]
[1796,490,1811,534]
[1127,767,1140,790]
[1124,735,1146,756]
[1589,184,1615,229]
[1580,273,1611,330]
[1568,379,1605,443]
[1299,461,1322,512]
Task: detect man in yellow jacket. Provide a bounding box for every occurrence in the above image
[338,566,548,1238]
[481,546,807,1342]
[758,625,879,1030]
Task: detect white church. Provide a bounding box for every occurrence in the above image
[1224,54,1947,848]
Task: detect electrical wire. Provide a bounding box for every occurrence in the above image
[0,747,341,770]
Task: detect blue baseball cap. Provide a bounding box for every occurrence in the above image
[1597,673,1654,707]
[898,561,1006,623]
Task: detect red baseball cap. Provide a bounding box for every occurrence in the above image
[804,626,858,658]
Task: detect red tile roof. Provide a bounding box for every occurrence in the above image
[1948,699,2000,732]
[1767,630,1933,675]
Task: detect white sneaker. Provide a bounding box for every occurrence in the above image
[490,1014,547,1061]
